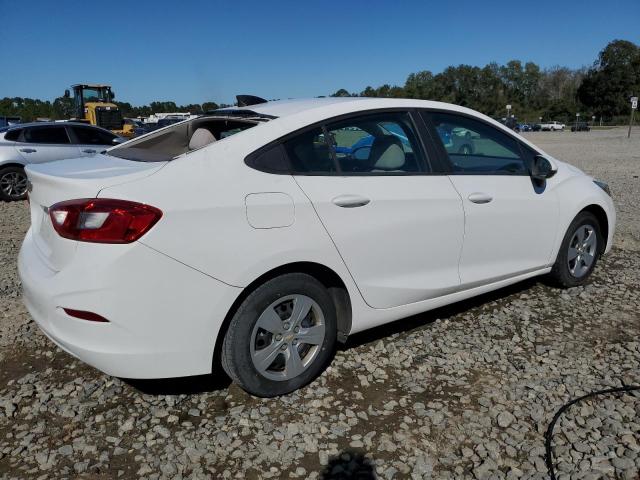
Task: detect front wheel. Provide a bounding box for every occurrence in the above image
[221,273,337,397]
[548,212,602,287]
[0,166,28,201]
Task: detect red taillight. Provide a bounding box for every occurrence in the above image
[49,198,162,244]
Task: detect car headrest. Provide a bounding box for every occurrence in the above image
[189,128,216,151]
[371,135,405,170]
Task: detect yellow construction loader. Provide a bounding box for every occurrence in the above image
[64,84,134,137]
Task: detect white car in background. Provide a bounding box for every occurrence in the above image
[18,97,615,397]
[0,122,122,201]
[540,121,565,131]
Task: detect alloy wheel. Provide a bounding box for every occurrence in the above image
[567,224,597,278]
[0,171,28,199]
[250,294,326,381]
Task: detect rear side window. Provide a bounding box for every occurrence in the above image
[4,129,22,141]
[246,145,290,173]
[71,126,116,145]
[425,112,528,175]
[283,128,336,174]
[24,126,70,144]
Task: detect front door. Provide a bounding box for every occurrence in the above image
[68,125,116,156]
[423,111,559,288]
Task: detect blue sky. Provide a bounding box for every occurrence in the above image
[1,0,638,106]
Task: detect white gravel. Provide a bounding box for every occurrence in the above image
[0,127,638,479]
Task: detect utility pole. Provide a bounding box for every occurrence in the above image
[629,97,638,138]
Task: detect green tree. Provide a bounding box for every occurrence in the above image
[330,88,351,97]
[201,102,219,112]
[578,39,640,116]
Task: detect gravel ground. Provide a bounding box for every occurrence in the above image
[0,128,638,479]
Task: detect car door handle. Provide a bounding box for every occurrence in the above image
[332,194,371,208]
[19,148,37,153]
[468,192,493,204]
[82,149,97,154]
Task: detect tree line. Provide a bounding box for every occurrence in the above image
[1,39,638,124]
[330,40,639,123]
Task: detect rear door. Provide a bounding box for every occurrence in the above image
[290,111,464,309]
[15,125,80,164]
[423,110,559,288]
[68,125,117,155]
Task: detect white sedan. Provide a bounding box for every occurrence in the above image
[0,122,122,201]
[18,98,615,397]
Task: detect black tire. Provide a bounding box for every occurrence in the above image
[221,273,337,397]
[548,212,603,288]
[0,166,28,202]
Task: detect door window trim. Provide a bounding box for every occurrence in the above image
[245,108,440,176]
[420,109,540,176]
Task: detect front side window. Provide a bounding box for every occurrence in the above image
[426,112,528,175]
[282,112,426,175]
[71,126,116,145]
[24,126,70,144]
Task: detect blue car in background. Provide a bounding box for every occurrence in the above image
[334,125,412,159]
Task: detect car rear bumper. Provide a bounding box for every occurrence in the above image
[18,229,241,379]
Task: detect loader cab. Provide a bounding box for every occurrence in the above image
[65,84,124,132]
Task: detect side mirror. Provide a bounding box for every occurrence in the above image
[112,136,126,145]
[64,89,70,98]
[109,91,115,101]
[530,155,556,182]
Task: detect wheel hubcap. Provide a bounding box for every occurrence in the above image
[250,294,326,382]
[0,171,28,198]
[567,224,597,278]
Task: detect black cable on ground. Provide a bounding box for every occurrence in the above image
[545,384,640,480]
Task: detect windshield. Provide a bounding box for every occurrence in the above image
[82,87,112,103]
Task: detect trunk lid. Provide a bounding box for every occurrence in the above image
[25,154,166,271]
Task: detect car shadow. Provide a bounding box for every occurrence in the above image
[319,451,376,479]
[122,372,231,395]
[342,277,539,351]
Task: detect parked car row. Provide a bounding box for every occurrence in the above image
[0,122,124,201]
[133,117,188,137]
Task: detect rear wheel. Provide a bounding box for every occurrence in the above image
[221,273,337,397]
[549,212,602,287]
[0,166,28,201]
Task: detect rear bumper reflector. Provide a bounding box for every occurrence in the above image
[63,308,110,323]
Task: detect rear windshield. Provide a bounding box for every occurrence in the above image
[107,116,261,162]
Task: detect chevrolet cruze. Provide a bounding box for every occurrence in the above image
[18,98,615,397]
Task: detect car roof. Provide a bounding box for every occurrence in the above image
[218,96,500,120]
[216,96,551,161]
